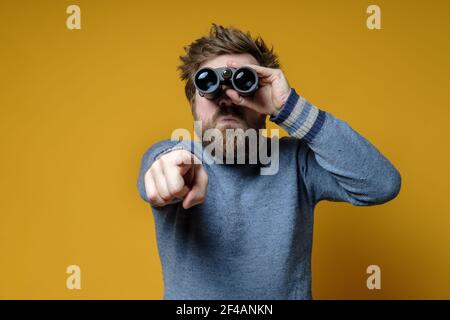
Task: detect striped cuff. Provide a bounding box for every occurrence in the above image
[269,88,326,143]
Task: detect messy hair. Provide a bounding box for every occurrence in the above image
[178,23,280,104]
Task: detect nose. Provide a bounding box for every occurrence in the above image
[216,85,233,108]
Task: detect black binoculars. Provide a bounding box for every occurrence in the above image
[193,67,259,99]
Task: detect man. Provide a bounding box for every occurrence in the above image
[137,24,401,299]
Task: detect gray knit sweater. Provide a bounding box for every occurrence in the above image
[137,88,401,299]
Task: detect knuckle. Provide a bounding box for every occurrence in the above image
[180,150,193,160]
[150,161,161,173]
[169,182,184,195]
[160,193,171,201]
[173,153,182,164]
[160,158,171,169]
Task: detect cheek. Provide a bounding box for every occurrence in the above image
[194,98,217,122]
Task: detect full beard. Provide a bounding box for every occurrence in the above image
[194,110,266,164]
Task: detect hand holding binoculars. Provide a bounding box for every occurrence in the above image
[193,66,259,99]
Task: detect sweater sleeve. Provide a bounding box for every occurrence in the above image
[137,140,180,203]
[270,89,401,206]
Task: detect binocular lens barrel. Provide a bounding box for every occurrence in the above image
[194,68,219,93]
[233,68,257,92]
[194,67,258,99]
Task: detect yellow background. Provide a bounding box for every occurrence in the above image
[1,0,449,299]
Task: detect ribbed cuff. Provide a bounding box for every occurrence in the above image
[269,88,326,143]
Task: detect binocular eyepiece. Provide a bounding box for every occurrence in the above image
[193,67,259,99]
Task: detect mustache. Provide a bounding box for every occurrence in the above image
[213,104,245,122]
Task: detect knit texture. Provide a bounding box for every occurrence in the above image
[137,89,401,299]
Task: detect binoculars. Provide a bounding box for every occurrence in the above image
[193,67,259,99]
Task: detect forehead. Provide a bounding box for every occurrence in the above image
[200,53,259,69]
